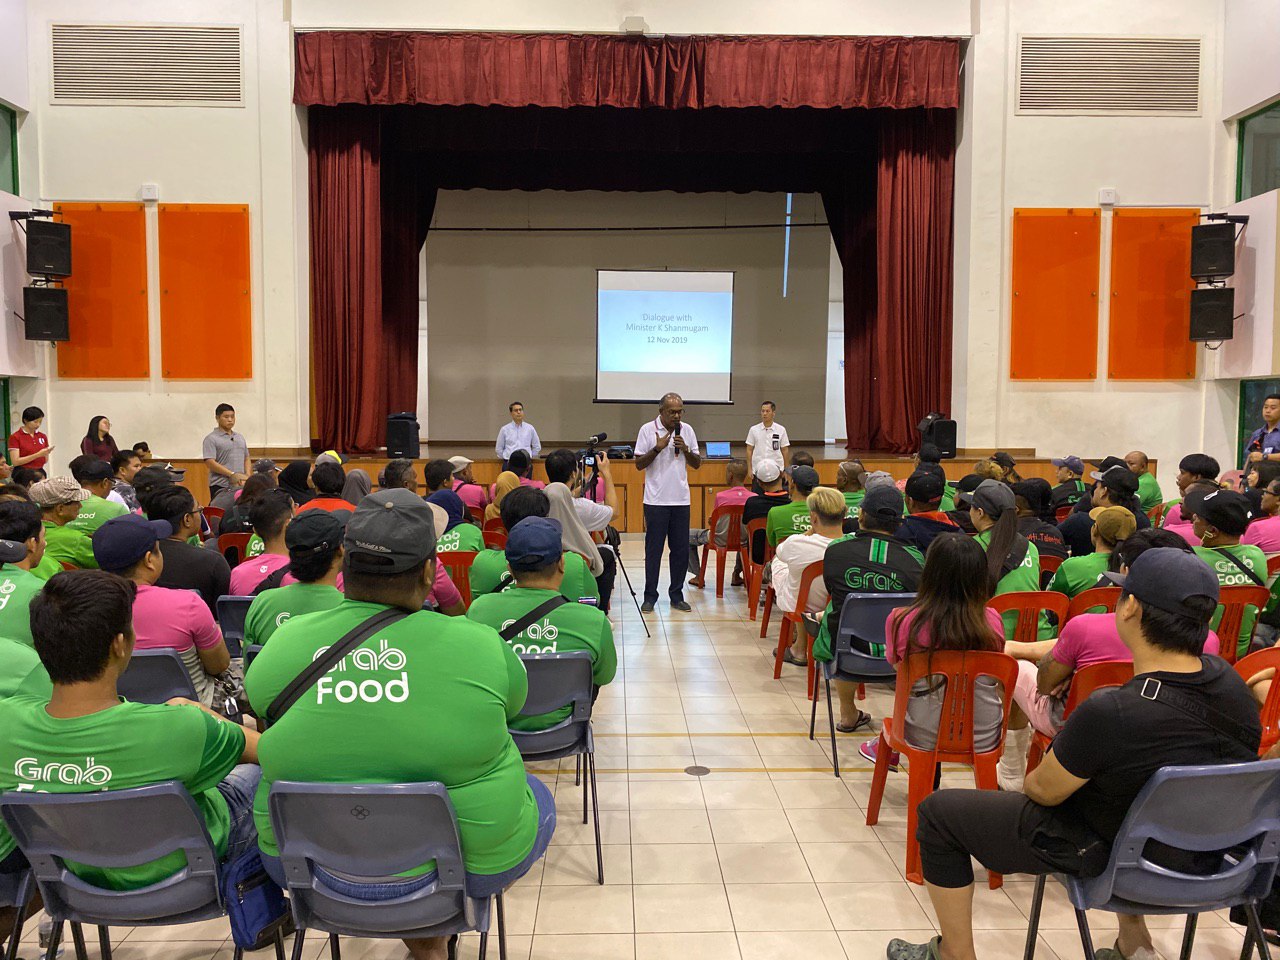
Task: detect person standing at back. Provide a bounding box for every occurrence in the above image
[745,401,790,484]
[8,407,52,472]
[634,392,700,614]
[202,403,251,502]
[496,401,541,469]
[1246,393,1280,468]
[80,415,119,462]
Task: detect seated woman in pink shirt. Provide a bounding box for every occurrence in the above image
[1243,478,1280,555]
[91,514,232,710]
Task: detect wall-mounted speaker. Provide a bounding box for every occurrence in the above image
[1190,222,1235,281]
[26,220,71,277]
[22,287,69,341]
[1189,286,1234,342]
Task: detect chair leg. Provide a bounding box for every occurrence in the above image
[771,618,792,678]
[715,547,727,598]
[329,932,341,959]
[1178,913,1198,960]
[289,931,307,960]
[865,731,891,825]
[497,891,508,960]
[272,926,286,960]
[574,755,581,787]
[45,921,63,960]
[3,874,32,960]
[1022,875,1046,960]
[1245,902,1274,960]
[903,755,934,885]
[97,926,112,960]
[698,542,710,586]
[1073,907,1097,960]
[589,751,604,884]
[69,923,88,960]
[1242,927,1255,960]
[809,674,820,741]
[971,755,1005,889]
[478,930,489,960]
[759,588,775,637]
[826,676,839,778]
[805,631,817,701]
[582,756,589,825]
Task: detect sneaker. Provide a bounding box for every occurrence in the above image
[671,600,692,612]
[886,935,942,960]
[640,601,655,614]
[859,737,901,772]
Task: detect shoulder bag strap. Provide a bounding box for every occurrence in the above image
[1213,548,1267,588]
[499,596,568,642]
[265,607,410,725]
[1138,675,1258,754]
[252,565,291,596]
[489,572,516,595]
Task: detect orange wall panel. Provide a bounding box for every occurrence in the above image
[158,204,252,379]
[54,203,149,379]
[1010,208,1100,381]
[1107,208,1198,381]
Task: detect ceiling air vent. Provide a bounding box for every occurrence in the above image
[1017,35,1201,116]
[50,23,243,107]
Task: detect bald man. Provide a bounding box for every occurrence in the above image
[1125,451,1163,513]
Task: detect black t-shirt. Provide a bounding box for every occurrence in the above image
[1052,657,1261,844]
[1017,516,1068,560]
[155,537,232,612]
[1050,480,1088,511]
[742,491,790,563]
[822,531,925,652]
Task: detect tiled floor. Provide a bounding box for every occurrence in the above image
[19,544,1252,959]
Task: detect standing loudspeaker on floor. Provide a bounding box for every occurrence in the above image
[1189,287,1234,342]
[1190,223,1235,281]
[22,287,69,341]
[917,415,957,459]
[386,413,419,458]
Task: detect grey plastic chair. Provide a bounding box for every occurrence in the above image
[0,866,35,960]
[269,781,500,960]
[808,593,914,778]
[216,595,255,659]
[512,652,601,884]
[0,781,281,960]
[1023,759,1280,960]
[117,649,198,704]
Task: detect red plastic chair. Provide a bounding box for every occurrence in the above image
[482,530,507,549]
[216,533,252,568]
[743,518,769,620]
[1235,648,1280,756]
[437,551,478,610]
[468,504,485,524]
[693,503,745,598]
[1214,584,1273,665]
[1146,503,1166,526]
[1063,586,1122,624]
[987,591,1069,643]
[1268,555,1280,579]
[1026,660,1133,773]
[865,649,1020,887]
[1055,505,1073,524]
[768,561,825,697]
[59,560,77,572]
[1221,469,1245,492]
[482,517,506,535]
[202,506,225,522]
[1038,553,1064,579]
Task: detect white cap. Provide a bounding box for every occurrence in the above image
[448,456,473,475]
[755,461,781,483]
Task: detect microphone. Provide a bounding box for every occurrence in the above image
[587,433,608,446]
[672,423,682,455]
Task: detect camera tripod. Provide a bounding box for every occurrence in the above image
[578,446,650,639]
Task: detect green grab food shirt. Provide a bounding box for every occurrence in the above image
[842,490,866,519]
[1136,472,1163,513]
[0,698,243,889]
[437,523,484,554]
[67,495,128,535]
[1047,551,1112,600]
[467,586,618,730]
[766,502,812,548]
[31,553,62,581]
[243,599,537,875]
[0,637,51,700]
[42,521,98,570]
[469,549,600,602]
[244,583,344,648]
[1193,544,1269,659]
[0,565,46,648]
[975,529,1052,640]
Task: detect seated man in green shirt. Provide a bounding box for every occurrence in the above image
[0,501,51,647]
[0,570,260,892]
[470,486,599,602]
[244,490,555,960]
[1125,450,1164,514]
[67,456,129,534]
[30,477,98,570]
[244,511,345,648]
[766,465,819,549]
[1187,488,1269,660]
[1047,506,1136,601]
[468,517,617,731]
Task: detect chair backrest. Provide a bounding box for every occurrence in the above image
[1055,505,1073,523]
[269,781,476,938]
[60,561,77,572]
[987,591,1069,643]
[1147,503,1166,526]
[482,517,505,534]
[1039,554,1064,577]
[1075,759,1280,912]
[0,782,223,926]
[436,551,478,609]
[1065,586,1122,622]
[707,503,745,552]
[744,517,767,565]
[1061,660,1133,717]
[1215,584,1272,665]
[215,595,254,659]
[1221,469,1245,492]
[118,650,198,704]
[202,506,225,522]
[831,592,916,679]
[216,533,252,568]
[510,652,595,758]
[887,649,1020,758]
[784,561,826,618]
[1268,555,1280,580]
[482,530,507,549]
[468,504,484,524]
[1235,648,1280,755]
[245,643,263,671]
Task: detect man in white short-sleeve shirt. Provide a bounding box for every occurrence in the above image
[634,393,701,614]
[745,401,790,480]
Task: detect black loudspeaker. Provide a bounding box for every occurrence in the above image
[26,220,71,277]
[919,416,958,459]
[22,287,69,341]
[1189,287,1234,342]
[1190,222,1235,281]
[386,413,419,458]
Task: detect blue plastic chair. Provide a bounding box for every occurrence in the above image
[0,866,35,960]
[269,781,501,959]
[117,649,198,704]
[1023,759,1280,960]
[0,781,283,960]
[216,596,255,659]
[808,593,914,778]
[511,652,601,884]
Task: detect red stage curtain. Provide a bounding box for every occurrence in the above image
[295,32,960,110]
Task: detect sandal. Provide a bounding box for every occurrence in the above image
[836,710,872,734]
[782,648,808,667]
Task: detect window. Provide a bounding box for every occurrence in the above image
[0,105,14,195]
[1238,102,1280,202]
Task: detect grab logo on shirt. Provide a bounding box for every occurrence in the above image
[502,618,559,654]
[275,612,292,627]
[313,638,409,704]
[790,515,813,533]
[14,755,113,789]
[0,578,15,611]
[844,570,905,592]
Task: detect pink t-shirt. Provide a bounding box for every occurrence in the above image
[1052,612,1219,666]
[229,553,290,595]
[131,583,225,705]
[453,481,489,514]
[886,606,1006,664]
[488,478,546,498]
[715,486,753,510]
[1161,507,1199,548]
[1243,515,1280,555]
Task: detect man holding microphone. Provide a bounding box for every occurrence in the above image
[1246,394,1280,468]
[635,392,701,614]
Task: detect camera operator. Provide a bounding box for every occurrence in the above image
[544,447,619,610]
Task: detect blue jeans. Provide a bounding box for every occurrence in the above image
[261,774,556,900]
[217,764,263,865]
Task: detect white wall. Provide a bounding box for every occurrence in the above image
[1223,0,1280,120]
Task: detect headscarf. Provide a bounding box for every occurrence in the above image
[486,471,521,522]
[545,482,604,576]
[278,460,314,506]
[427,489,467,533]
[341,468,372,506]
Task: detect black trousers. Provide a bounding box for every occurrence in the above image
[643,503,691,604]
[917,789,1088,888]
[595,547,617,613]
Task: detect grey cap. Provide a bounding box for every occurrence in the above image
[958,478,1015,516]
[344,488,437,574]
[254,458,279,474]
[0,539,27,564]
[1104,548,1219,620]
[863,470,896,491]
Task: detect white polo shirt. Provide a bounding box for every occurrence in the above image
[745,421,790,472]
[635,418,699,506]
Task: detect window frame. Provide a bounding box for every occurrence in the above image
[1236,100,1280,203]
[0,103,15,196]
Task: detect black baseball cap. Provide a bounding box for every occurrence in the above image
[905,471,945,504]
[1104,548,1219,620]
[861,485,904,524]
[92,515,172,572]
[1184,488,1253,536]
[955,474,983,497]
[790,465,820,491]
[81,460,113,482]
[506,517,563,572]
[917,443,942,464]
[992,452,1017,469]
[1011,479,1050,514]
[1091,456,1127,474]
[1092,465,1139,497]
[344,489,438,573]
[0,539,28,564]
[286,510,344,554]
